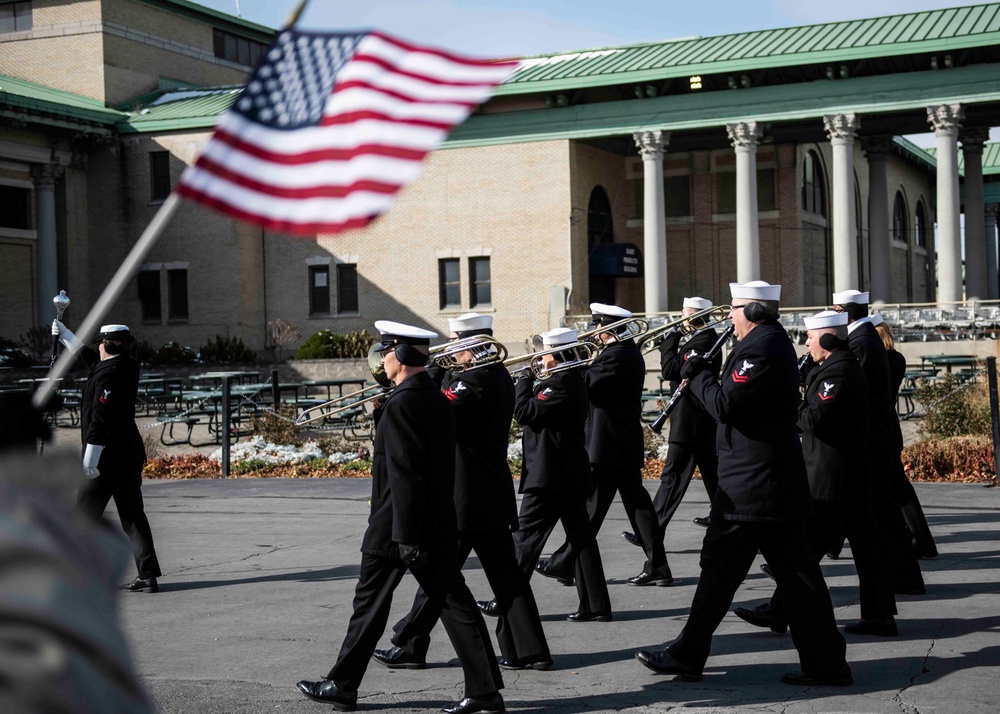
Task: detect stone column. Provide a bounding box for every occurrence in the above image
[961,127,990,301]
[862,135,892,302]
[824,113,861,292]
[927,104,964,305]
[987,204,999,299]
[633,130,669,313]
[726,121,763,282]
[31,163,60,324]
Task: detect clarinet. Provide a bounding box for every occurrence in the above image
[647,323,736,435]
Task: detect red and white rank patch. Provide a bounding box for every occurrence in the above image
[442,381,467,401]
[731,359,755,383]
[537,387,554,401]
[99,389,111,404]
[817,381,838,401]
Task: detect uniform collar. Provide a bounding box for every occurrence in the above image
[847,316,873,334]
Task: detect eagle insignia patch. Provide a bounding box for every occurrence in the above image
[731,359,755,383]
[818,381,838,401]
[537,387,554,401]
[99,389,111,404]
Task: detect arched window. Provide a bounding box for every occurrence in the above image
[893,192,908,243]
[914,201,927,248]
[802,150,826,216]
[587,186,613,250]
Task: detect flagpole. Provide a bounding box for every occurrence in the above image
[283,0,310,28]
[33,193,182,409]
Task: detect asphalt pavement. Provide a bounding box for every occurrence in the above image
[120,478,999,714]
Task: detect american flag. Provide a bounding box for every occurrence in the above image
[177,30,517,235]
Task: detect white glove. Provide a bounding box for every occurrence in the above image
[52,319,78,350]
[83,443,104,479]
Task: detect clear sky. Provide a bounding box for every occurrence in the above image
[194,0,998,146]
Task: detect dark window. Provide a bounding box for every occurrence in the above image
[915,201,927,248]
[150,151,171,202]
[138,270,161,323]
[664,175,691,217]
[802,150,827,216]
[167,269,188,321]
[439,259,460,309]
[0,2,32,33]
[0,185,31,229]
[212,28,267,66]
[337,264,358,313]
[309,265,330,315]
[717,172,736,214]
[469,257,491,307]
[757,167,776,211]
[893,192,908,243]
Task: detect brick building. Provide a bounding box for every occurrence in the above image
[2,0,999,353]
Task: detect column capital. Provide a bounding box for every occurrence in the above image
[30,162,63,187]
[823,113,860,142]
[633,130,669,160]
[860,134,893,158]
[960,126,990,152]
[726,121,764,150]
[927,104,964,135]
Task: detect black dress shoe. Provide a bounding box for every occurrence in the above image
[760,563,776,581]
[734,604,787,634]
[123,577,158,593]
[534,559,574,586]
[499,654,553,670]
[372,646,426,669]
[621,531,643,548]
[781,666,853,686]
[844,617,898,636]
[566,609,613,622]
[692,516,711,528]
[634,649,702,681]
[296,679,358,710]
[442,692,505,714]
[627,569,674,586]
[477,599,499,617]
[915,549,939,560]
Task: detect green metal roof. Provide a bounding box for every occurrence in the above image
[119,86,240,132]
[0,74,125,133]
[134,0,275,43]
[448,63,1000,148]
[499,2,1000,95]
[926,143,1000,175]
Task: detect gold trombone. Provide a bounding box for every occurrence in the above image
[577,316,649,346]
[502,341,600,380]
[636,305,731,355]
[295,343,391,427]
[428,334,509,373]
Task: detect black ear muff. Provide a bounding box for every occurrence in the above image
[742,302,766,323]
[394,343,424,367]
[818,333,846,351]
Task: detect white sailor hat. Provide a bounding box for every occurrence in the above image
[96,324,132,342]
[373,320,437,346]
[729,280,781,301]
[832,289,869,305]
[589,303,632,320]
[870,312,885,327]
[542,327,578,347]
[804,310,848,330]
[682,296,713,311]
[448,312,493,334]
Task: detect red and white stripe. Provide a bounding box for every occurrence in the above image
[177,32,517,235]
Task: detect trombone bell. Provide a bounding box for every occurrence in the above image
[429,334,509,373]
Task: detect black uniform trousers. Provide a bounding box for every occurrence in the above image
[890,457,938,557]
[768,500,896,622]
[78,468,161,580]
[326,552,503,697]
[870,458,925,592]
[668,519,847,675]
[390,531,549,663]
[546,464,668,576]
[512,489,611,615]
[652,441,719,533]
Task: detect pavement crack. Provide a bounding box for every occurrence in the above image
[893,621,942,714]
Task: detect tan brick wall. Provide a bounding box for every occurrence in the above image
[0,33,106,101]
[103,0,217,52]
[103,34,249,106]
